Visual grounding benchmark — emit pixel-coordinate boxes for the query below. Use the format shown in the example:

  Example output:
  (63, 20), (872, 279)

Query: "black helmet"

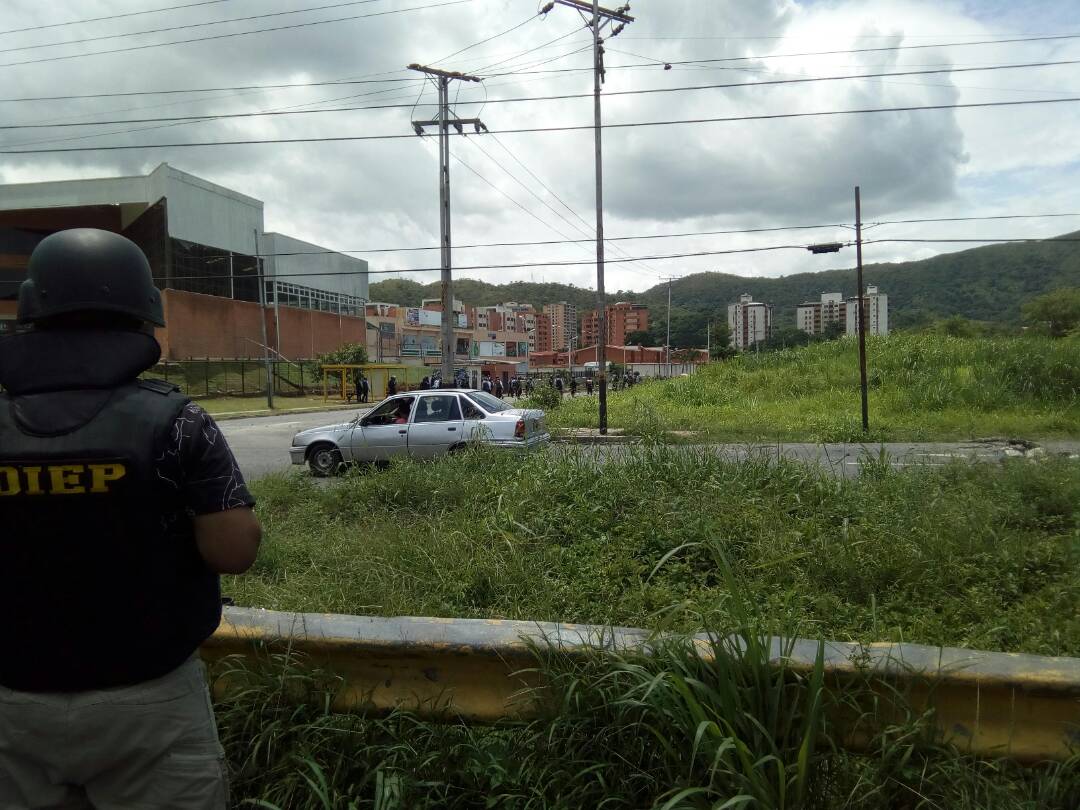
(18, 228), (164, 326)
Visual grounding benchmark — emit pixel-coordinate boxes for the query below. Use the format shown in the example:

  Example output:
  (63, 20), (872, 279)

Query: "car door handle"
(447, 427), (457, 431)
(398, 430), (407, 434)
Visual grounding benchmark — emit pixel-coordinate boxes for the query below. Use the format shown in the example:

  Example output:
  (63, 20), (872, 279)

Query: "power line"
(602, 33), (1080, 70)
(165, 243), (817, 282)
(429, 11), (541, 66)
(7, 94), (1080, 154)
(0, 0), (472, 69)
(0, 0), (388, 56)
(6, 31), (1054, 101)
(459, 137), (656, 279)
(139, 213), (1080, 261)
(159, 234), (1080, 283)
(0, 0), (235, 37)
(7, 57), (1078, 130)
(0, 77), (424, 103)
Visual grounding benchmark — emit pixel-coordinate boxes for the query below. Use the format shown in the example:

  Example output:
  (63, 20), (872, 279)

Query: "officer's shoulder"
(138, 378), (183, 396)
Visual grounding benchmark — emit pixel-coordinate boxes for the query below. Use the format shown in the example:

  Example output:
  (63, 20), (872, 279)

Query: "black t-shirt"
(157, 402), (256, 515)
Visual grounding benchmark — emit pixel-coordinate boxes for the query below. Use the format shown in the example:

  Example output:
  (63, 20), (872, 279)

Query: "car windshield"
(466, 391), (512, 413)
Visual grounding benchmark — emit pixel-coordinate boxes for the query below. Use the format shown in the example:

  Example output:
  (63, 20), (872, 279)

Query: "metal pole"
(666, 277), (672, 378)
(855, 186), (869, 432)
(592, 0), (608, 433)
(438, 75), (455, 387)
(706, 320), (710, 361)
(255, 228), (273, 409)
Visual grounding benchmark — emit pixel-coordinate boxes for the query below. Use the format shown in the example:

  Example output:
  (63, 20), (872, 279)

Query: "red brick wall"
(159, 288), (366, 360)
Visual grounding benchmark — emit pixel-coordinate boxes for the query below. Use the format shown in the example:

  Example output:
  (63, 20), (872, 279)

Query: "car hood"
(292, 422), (354, 442)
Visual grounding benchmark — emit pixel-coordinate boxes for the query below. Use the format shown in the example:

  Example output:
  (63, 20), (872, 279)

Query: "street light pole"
(855, 186), (869, 432)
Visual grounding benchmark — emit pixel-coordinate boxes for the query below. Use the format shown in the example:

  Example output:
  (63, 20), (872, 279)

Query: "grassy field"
(548, 334), (1079, 441)
(218, 448), (1080, 808)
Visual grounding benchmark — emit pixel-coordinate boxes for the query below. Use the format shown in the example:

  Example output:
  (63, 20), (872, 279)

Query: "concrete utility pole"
(855, 186), (869, 432)
(551, 0), (633, 432)
(408, 63), (486, 386)
(662, 275), (675, 377)
(254, 228), (273, 409)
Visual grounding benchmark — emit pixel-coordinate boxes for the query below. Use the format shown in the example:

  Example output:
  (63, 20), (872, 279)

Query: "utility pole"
(854, 186), (869, 432)
(662, 275), (675, 378)
(551, 0), (633, 432)
(254, 228), (273, 409)
(408, 63), (486, 387)
(706, 320), (710, 362)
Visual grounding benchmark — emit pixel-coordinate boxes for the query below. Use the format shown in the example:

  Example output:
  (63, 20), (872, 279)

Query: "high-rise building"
(581, 302), (650, 346)
(845, 286), (888, 336)
(727, 293), (772, 349)
(543, 301), (579, 351)
(796, 292), (846, 335)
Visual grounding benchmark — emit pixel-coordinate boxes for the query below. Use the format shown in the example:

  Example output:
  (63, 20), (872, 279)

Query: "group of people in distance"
(351, 369), (646, 404)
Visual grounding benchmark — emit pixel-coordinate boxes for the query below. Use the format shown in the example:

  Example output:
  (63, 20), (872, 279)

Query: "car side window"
(367, 397), (413, 425)
(413, 395), (461, 423)
(461, 398), (485, 420)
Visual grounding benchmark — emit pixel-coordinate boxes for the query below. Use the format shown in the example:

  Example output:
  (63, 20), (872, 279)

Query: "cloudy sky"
(2, 0), (1078, 293)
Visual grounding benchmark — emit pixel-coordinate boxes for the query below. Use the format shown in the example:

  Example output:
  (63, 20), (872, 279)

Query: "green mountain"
(369, 234), (1080, 346)
(367, 277), (619, 312)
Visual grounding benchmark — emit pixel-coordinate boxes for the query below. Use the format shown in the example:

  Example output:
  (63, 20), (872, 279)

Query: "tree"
(315, 342), (369, 369)
(822, 320), (845, 340)
(708, 321), (736, 360)
(1022, 288), (1080, 337)
(626, 330), (653, 346)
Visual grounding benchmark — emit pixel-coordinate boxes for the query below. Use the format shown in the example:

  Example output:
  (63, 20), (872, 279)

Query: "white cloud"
(1, 0), (1077, 292)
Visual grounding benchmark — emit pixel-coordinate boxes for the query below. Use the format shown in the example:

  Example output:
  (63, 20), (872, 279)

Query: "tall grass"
(550, 334), (1080, 441)
(231, 448), (1080, 658)
(217, 449), (1080, 807)
(214, 544), (1080, 809)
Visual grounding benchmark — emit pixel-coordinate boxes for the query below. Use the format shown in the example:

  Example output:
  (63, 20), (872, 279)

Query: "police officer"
(0, 229), (261, 809)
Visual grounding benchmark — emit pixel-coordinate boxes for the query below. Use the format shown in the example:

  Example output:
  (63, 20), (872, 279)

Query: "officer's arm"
(193, 506), (262, 574)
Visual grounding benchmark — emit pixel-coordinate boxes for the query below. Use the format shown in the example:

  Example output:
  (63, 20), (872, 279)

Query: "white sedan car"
(289, 389), (550, 475)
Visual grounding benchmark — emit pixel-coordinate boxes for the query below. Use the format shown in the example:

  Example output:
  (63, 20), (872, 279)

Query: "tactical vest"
(0, 380), (222, 691)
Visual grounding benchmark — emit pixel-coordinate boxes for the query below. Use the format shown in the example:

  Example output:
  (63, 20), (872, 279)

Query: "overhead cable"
(6, 58), (1078, 130)
(6, 95), (1080, 154)
(0, 0), (472, 69)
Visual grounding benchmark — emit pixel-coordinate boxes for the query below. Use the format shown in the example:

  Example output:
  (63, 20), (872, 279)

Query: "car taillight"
(514, 418), (525, 438)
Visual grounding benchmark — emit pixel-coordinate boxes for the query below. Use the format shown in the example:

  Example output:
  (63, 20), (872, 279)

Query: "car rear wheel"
(308, 444), (343, 477)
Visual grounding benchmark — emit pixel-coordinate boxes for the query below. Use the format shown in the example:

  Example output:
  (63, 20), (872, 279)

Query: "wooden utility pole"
(551, 0), (633, 432)
(408, 63), (486, 386)
(855, 186), (869, 432)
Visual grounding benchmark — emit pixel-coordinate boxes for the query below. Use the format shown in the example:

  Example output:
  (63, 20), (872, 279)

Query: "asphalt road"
(220, 407), (1080, 483)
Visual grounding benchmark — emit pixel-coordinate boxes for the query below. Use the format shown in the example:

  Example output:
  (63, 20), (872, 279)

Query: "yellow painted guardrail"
(202, 607), (1080, 763)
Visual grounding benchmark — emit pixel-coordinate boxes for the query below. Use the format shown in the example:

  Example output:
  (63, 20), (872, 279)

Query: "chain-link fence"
(143, 360), (318, 399)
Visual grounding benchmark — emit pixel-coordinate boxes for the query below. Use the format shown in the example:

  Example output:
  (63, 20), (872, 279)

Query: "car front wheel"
(308, 444), (343, 477)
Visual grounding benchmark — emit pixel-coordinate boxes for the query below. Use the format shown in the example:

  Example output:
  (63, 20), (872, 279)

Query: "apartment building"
(543, 301), (579, 350)
(581, 302), (650, 347)
(845, 285), (889, 336)
(796, 292), (846, 336)
(727, 293), (772, 349)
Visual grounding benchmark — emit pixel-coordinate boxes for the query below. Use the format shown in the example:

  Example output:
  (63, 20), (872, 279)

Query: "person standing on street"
(586, 377), (594, 395)
(569, 376), (577, 397)
(0, 229), (262, 809)
(387, 375), (398, 396)
(361, 374), (370, 403)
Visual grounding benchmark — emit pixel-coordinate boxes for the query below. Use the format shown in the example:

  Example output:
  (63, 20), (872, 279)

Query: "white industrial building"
(0, 163), (368, 348)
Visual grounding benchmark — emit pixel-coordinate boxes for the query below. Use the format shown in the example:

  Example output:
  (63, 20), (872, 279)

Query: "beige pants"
(0, 656), (228, 810)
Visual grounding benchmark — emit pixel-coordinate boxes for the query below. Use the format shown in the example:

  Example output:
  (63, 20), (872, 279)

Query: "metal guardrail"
(202, 607), (1080, 763)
